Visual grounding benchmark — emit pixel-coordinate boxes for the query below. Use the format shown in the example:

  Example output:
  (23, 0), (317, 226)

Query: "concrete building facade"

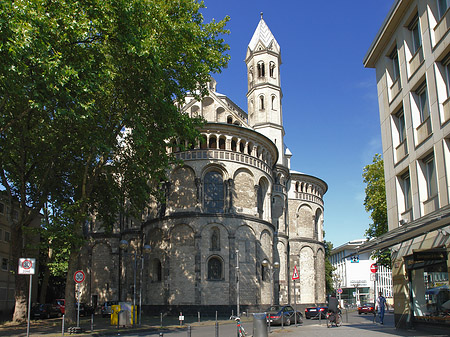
(84, 15), (328, 314)
(330, 240), (393, 307)
(363, 0), (450, 330)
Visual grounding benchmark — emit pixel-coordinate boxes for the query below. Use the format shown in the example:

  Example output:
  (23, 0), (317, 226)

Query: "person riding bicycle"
(327, 293), (340, 322)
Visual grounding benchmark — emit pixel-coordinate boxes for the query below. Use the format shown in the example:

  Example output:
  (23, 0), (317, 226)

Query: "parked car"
(55, 299), (65, 314)
(31, 303), (62, 319)
(101, 301), (119, 317)
(358, 303), (375, 315)
(75, 302), (95, 316)
(304, 306), (327, 319)
(265, 305), (303, 325)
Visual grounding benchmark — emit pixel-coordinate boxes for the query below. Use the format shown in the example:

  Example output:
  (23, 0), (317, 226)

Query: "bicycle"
(230, 315), (247, 336)
(326, 311), (342, 328)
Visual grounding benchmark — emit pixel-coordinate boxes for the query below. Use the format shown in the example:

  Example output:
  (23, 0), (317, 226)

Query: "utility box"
(253, 313), (268, 337)
(119, 309), (131, 326)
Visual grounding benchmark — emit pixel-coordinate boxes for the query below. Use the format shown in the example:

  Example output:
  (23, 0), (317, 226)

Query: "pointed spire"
(248, 14), (280, 52)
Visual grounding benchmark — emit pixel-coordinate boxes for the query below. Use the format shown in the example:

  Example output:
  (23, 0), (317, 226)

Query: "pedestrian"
(375, 291), (387, 324)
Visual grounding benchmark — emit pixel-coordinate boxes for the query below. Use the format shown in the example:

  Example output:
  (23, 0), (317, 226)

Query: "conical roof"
(248, 13), (280, 52)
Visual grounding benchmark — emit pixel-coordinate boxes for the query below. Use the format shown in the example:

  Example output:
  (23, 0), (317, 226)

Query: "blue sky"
(201, 0), (394, 248)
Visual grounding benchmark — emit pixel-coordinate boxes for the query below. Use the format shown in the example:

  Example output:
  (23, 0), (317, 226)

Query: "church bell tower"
(246, 13), (285, 166)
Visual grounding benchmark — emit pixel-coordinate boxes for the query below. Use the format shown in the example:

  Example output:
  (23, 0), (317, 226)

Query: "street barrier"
(252, 313), (268, 337)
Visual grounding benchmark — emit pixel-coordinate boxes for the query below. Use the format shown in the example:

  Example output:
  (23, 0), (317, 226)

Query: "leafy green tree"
(1, 0), (229, 322)
(324, 240), (335, 294)
(363, 154), (391, 267)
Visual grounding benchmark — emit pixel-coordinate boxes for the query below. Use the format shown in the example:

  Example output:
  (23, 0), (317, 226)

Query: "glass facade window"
(390, 49), (400, 82)
(401, 172), (412, 211)
(438, 0), (450, 19)
(416, 84), (430, 123)
(425, 156), (438, 198)
(409, 15), (421, 54)
(407, 251), (449, 326)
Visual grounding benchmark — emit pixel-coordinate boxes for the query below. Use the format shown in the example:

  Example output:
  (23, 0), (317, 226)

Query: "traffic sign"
(370, 263), (378, 273)
(74, 270), (85, 283)
(337, 288), (343, 294)
(18, 258), (36, 275)
(292, 265), (299, 280)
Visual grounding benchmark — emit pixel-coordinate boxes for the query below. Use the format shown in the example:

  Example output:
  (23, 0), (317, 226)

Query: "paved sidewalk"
(0, 311), (449, 337)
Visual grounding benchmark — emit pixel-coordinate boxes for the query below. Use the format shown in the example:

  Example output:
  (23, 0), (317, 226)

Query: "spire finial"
(260, 12), (263, 20)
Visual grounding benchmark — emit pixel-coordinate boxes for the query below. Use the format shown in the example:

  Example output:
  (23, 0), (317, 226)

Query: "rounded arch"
(296, 204), (314, 238)
(169, 165), (196, 210)
(216, 107), (225, 122)
(190, 104), (200, 117)
(202, 97), (214, 121)
(170, 223), (195, 246)
(259, 95), (265, 110)
(299, 246), (315, 303)
(257, 176), (270, 219)
(208, 135), (217, 149)
(227, 115), (233, 124)
(314, 208), (323, 241)
(218, 136), (226, 150)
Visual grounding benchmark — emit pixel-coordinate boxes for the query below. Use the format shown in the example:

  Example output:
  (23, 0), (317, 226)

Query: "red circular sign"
(370, 264), (378, 273)
(74, 270), (85, 283)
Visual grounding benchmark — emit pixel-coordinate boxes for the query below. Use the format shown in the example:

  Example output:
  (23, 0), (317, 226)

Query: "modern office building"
(330, 239), (392, 307)
(363, 0), (450, 330)
(82, 15), (328, 313)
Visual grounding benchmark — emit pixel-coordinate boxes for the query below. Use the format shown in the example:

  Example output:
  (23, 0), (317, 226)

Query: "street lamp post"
(236, 249), (240, 317)
(261, 259), (280, 306)
(119, 239), (151, 328)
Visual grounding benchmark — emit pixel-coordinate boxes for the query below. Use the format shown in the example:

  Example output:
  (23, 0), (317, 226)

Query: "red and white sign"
(74, 270), (85, 283)
(292, 265), (300, 280)
(18, 258), (36, 275)
(370, 264), (378, 273)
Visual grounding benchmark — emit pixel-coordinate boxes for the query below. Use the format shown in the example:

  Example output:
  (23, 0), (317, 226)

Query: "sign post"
(74, 271), (85, 328)
(19, 258), (36, 337)
(292, 265), (300, 326)
(370, 264), (378, 323)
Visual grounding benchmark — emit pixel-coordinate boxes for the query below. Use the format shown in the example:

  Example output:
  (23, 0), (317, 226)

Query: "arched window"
(210, 227), (220, 250)
(204, 171), (224, 213)
(209, 136), (217, 149)
(271, 95), (276, 110)
(219, 138), (225, 150)
(257, 62), (265, 77)
(200, 135), (207, 149)
(231, 139), (237, 151)
(207, 256), (223, 280)
(261, 263), (267, 281)
(227, 116), (233, 124)
(239, 142), (245, 153)
(269, 62), (275, 77)
(259, 95), (264, 110)
(295, 181), (299, 192)
(152, 258), (162, 282)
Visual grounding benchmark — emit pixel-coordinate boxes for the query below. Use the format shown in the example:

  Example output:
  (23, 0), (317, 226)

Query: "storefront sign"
(413, 250), (447, 262)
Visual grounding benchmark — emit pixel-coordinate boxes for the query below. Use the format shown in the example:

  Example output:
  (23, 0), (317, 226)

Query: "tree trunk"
(12, 225), (27, 322)
(39, 246), (52, 304)
(64, 248), (79, 324)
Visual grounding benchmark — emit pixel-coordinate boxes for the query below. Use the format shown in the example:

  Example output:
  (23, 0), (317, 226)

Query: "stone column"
(194, 233), (202, 304)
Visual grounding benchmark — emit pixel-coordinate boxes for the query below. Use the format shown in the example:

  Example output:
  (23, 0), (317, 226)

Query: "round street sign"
(74, 270), (85, 283)
(337, 288), (343, 294)
(370, 263), (378, 273)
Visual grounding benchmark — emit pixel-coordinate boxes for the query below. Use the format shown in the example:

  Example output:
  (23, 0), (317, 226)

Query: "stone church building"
(85, 16), (327, 313)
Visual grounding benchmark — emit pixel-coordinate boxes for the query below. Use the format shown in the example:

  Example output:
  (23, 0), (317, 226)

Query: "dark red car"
(358, 303), (375, 314)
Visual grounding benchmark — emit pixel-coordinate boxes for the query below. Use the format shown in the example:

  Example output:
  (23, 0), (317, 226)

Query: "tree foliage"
(363, 154), (391, 267)
(1, 0), (229, 322)
(324, 240), (335, 294)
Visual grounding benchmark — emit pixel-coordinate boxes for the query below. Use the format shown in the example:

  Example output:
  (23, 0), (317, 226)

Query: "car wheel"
(358, 312), (361, 315)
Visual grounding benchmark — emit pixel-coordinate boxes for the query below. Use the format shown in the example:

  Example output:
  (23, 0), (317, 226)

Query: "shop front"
(405, 249), (449, 328)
